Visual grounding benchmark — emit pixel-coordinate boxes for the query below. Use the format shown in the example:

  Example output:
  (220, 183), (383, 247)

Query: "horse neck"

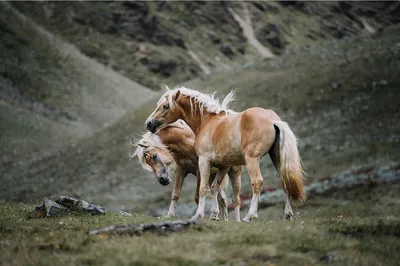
(179, 97), (212, 135)
(158, 126), (195, 156)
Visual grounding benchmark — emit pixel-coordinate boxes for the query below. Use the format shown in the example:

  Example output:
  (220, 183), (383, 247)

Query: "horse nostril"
(146, 121), (152, 127)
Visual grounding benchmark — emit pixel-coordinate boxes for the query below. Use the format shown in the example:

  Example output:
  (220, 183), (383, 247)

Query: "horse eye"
(163, 104), (169, 110)
(152, 153), (158, 160)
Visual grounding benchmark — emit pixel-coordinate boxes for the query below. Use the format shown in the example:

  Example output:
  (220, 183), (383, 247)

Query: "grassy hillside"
(1, 27), (399, 216)
(0, 3), (157, 166)
(1, 3), (400, 264)
(10, 1), (400, 89)
(1, 182), (400, 265)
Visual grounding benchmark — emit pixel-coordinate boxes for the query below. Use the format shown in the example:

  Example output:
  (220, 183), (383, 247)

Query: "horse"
(145, 86), (306, 222)
(132, 119), (243, 221)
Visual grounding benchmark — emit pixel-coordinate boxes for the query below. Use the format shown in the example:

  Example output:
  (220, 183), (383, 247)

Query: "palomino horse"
(132, 119), (243, 221)
(145, 86), (306, 222)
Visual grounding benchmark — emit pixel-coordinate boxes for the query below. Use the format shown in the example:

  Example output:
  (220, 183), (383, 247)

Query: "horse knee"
(172, 193), (180, 202)
(217, 192), (227, 207)
(199, 184), (210, 196)
(233, 196), (241, 208)
(210, 185), (219, 195)
(252, 178), (264, 194)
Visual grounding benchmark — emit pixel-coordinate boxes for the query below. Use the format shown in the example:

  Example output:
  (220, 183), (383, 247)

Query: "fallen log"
(89, 220), (199, 235)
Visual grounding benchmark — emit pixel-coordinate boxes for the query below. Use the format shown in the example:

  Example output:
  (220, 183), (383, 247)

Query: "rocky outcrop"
(150, 162), (400, 217)
(30, 196), (107, 218)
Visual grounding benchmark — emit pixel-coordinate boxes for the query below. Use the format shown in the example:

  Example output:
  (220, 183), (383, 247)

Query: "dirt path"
(187, 48), (211, 75)
(228, 3), (275, 59)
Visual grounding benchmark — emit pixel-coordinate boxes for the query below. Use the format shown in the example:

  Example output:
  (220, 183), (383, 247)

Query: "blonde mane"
(130, 120), (192, 172)
(130, 132), (168, 172)
(159, 86), (236, 115)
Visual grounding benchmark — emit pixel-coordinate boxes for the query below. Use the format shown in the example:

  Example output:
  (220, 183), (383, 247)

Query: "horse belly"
(212, 117), (244, 166)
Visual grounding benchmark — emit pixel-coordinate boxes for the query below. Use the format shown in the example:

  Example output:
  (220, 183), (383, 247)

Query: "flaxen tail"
(273, 121), (306, 201)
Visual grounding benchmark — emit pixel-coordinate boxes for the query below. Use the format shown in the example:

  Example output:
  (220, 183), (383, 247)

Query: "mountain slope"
(2, 27), (399, 215)
(0, 2), (157, 166)
(10, 1), (400, 89)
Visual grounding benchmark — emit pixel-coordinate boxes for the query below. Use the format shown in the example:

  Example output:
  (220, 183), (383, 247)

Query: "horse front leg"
(190, 157), (210, 221)
(194, 169), (200, 205)
(166, 166), (185, 218)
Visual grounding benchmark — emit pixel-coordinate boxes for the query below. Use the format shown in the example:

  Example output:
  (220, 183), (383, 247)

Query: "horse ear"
(165, 85), (170, 92)
(138, 142), (149, 148)
(174, 90), (181, 101)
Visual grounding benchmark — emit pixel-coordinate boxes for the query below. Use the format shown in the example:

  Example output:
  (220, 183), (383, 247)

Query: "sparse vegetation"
(0, 2), (157, 165)
(1, 182), (400, 265)
(1, 2), (400, 265)
(10, 1), (400, 89)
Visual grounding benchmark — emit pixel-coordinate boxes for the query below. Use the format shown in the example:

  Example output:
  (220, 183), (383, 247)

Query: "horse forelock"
(130, 132), (169, 172)
(158, 86), (236, 115)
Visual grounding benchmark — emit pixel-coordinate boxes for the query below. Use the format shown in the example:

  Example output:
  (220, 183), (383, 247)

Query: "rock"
(31, 198), (70, 218)
(219, 44), (235, 59)
(237, 47), (245, 54)
(258, 23), (285, 51)
(119, 211), (133, 217)
(320, 251), (335, 264)
(244, 63), (254, 70)
(148, 60), (178, 77)
(55, 196), (106, 215)
(89, 220), (199, 235)
(278, 1), (305, 10)
(140, 16), (158, 31)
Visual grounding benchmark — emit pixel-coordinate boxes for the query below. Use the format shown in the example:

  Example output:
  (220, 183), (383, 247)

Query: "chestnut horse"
(132, 119), (243, 221)
(145, 86), (306, 222)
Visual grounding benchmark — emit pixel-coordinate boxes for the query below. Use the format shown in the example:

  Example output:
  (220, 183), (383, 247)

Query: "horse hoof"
(190, 215), (202, 221)
(243, 214), (258, 222)
(209, 212), (220, 221)
(220, 216), (228, 222)
(284, 213), (293, 220)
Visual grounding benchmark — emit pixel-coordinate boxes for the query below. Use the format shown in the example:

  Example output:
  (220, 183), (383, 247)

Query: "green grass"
(1, 183), (400, 265)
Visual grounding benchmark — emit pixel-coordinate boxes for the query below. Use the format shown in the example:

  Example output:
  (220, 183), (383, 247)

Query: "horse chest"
(177, 158), (197, 173)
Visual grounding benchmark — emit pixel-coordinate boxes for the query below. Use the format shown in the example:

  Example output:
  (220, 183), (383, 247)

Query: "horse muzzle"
(146, 119), (160, 133)
(158, 176), (171, 186)
(157, 173), (170, 186)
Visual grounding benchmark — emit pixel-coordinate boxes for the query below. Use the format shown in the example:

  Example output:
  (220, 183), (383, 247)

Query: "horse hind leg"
(284, 193), (294, 220)
(217, 188), (228, 221)
(269, 125), (293, 220)
(243, 156), (263, 222)
(228, 166), (242, 222)
(209, 167), (230, 221)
